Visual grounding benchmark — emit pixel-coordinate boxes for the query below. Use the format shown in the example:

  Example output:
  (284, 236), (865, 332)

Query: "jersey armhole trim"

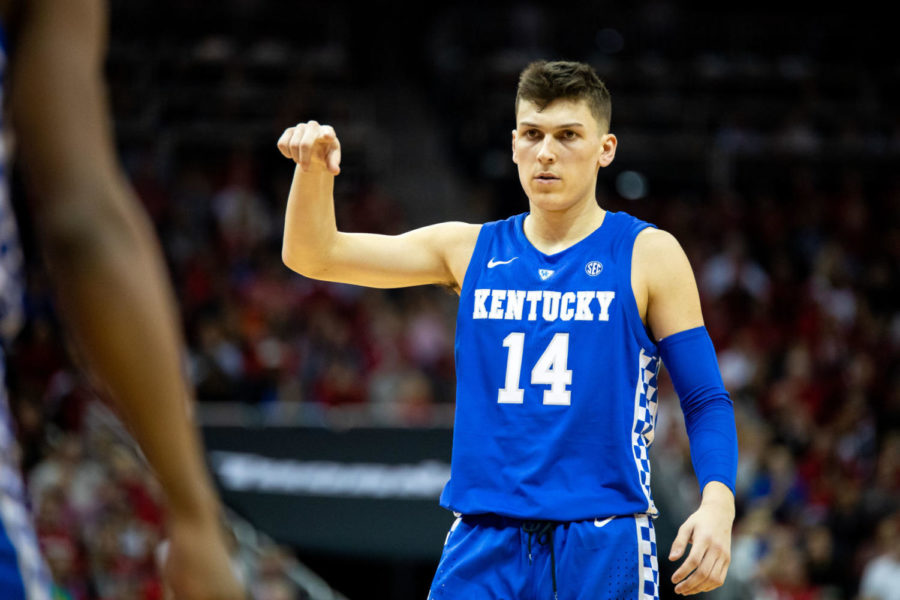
(457, 223), (489, 298)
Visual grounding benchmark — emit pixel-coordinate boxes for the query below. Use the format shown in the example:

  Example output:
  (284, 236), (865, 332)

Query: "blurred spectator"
(29, 434), (105, 520)
(756, 525), (821, 600)
(36, 485), (91, 600)
(803, 525), (840, 595)
(701, 231), (771, 303)
(747, 445), (808, 519)
(858, 513), (900, 600)
(212, 154), (275, 260)
(730, 506), (774, 588)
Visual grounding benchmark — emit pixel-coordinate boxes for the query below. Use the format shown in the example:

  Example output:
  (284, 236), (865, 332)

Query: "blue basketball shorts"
(429, 513), (659, 600)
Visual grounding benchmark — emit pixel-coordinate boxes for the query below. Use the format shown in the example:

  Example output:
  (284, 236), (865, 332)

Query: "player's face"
(512, 98), (616, 213)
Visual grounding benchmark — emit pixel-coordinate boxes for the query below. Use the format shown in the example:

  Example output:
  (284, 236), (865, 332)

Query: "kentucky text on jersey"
(472, 289), (615, 322)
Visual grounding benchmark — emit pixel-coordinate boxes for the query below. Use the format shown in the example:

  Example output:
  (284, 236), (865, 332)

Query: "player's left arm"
(633, 228), (737, 596)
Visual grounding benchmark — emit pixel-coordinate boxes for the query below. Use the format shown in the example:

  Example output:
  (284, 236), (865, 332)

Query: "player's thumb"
(327, 145), (342, 175)
(669, 523), (692, 560)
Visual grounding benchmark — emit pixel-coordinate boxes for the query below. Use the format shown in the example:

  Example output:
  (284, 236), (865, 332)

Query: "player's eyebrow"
(518, 121), (586, 129)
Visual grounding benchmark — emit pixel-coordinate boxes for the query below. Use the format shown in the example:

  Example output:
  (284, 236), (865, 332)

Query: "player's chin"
(528, 185), (559, 198)
(530, 194), (574, 212)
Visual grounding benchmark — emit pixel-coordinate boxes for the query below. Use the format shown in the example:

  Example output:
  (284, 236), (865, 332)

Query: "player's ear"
(597, 133), (617, 168)
(511, 130), (519, 164)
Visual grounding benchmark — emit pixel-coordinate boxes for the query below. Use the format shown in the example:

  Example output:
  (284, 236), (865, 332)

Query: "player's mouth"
(534, 173), (561, 184)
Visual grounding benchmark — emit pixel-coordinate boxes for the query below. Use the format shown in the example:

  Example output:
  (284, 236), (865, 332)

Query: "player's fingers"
(327, 139), (342, 175)
(297, 121), (321, 170)
(700, 557), (725, 592)
(318, 125), (341, 174)
(288, 124), (306, 164)
(671, 539), (704, 585)
(677, 553), (717, 595)
(706, 556), (729, 591)
(701, 549), (730, 592)
(697, 556), (725, 594)
(320, 124), (336, 142)
(277, 127), (295, 159)
(669, 521), (693, 561)
(682, 538), (731, 595)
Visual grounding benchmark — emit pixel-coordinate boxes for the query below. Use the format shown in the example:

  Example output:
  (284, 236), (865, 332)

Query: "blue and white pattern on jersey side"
(632, 348), (660, 516)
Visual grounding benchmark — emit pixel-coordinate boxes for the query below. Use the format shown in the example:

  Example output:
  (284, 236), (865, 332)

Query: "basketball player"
(0, 0), (244, 597)
(278, 61), (737, 599)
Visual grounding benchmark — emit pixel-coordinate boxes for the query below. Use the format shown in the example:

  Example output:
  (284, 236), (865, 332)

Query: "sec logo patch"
(585, 261), (603, 276)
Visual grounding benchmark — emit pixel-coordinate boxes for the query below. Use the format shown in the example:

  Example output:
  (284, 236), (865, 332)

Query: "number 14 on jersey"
(498, 332), (572, 406)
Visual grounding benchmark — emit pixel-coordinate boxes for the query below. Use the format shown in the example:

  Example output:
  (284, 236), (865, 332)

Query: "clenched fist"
(277, 120), (342, 174)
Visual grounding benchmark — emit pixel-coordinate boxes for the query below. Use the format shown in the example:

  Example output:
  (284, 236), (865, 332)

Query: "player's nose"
(536, 137), (557, 163)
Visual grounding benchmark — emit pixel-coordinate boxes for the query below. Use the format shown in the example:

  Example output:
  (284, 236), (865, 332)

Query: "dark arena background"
(6, 1), (898, 599)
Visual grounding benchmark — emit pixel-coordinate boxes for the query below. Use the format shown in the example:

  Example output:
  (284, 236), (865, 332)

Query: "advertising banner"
(202, 426), (455, 560)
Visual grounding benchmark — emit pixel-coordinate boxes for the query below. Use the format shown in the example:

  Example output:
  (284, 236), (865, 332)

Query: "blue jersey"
(440, 211), (662, 521)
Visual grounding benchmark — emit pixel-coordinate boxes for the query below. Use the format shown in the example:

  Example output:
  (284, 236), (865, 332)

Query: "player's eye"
(524, 129), (541, 139)
(561, 130), (577, 140)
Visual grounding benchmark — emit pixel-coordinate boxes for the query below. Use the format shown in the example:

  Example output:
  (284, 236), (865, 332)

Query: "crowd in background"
(15, 396), (306, 600)
(4, 1), (898, 599)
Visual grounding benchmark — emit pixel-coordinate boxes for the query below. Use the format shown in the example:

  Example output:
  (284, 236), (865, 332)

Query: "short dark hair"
(515, 60), (612, 130)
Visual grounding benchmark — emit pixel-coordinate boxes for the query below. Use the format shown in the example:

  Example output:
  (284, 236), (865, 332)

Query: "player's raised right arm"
(278, 122), (479, 290)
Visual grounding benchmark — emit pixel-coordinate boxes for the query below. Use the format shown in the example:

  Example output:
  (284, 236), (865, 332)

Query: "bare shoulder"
(633, 227), (695, 280)
(632, 227), (703, 339)
(634, 227), (684, 259)
(633, 227), (690, 289)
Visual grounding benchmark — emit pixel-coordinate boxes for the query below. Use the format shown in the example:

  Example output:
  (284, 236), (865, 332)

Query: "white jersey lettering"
(504, 290), (527, 321)
(488, 289), (506, 320)
(473, 288), (616, 323)
(525, 290), (542, 321)
(560, 292), (576, 321)
(473, 289), (491, 319)
(595, 291), (616, 321)
(575, 291), (595, 321)
(542, 291), (561, 322)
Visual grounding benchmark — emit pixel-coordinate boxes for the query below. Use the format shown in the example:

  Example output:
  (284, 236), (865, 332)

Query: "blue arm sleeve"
(657, 326), (738, 495)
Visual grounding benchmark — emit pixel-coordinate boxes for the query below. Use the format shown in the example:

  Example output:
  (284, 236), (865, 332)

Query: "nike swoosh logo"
(594, 516), (615, 528)
(487, 257), (518, 268)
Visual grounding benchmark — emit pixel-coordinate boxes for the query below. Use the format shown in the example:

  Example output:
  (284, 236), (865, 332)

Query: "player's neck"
(524, 200), (606, 255)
